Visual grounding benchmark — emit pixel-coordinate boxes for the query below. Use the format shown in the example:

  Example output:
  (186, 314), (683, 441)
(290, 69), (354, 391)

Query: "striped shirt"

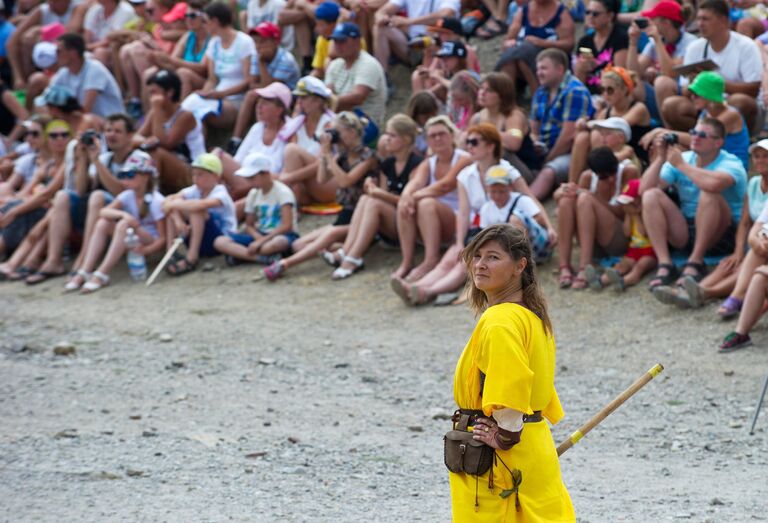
(250, 48), (300, 89)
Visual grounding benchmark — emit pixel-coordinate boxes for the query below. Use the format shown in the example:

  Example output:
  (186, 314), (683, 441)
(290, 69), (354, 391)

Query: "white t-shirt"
(205, 32), (256, 101)
(84, 1), (137, 41)
(40, 0), (80, 26)
(87, 151), (127, 179)
(457, 159), (522, 225)
(13, 152), (38, 184)
(682, 31), (762, 85)
(180, 184), (237, 233)
(325, 51), (387, 127)
(235, 121), (287, 173)
(388, 0), (460, 38)
(50, 58), (125, 117)
(246, 0), (294, 50)
(244, 180), (297, 233)
(116, 189), (166, 237)
(295, 112), (334, 155)
(479, 191), (540, 228)
(641, 31), (697, 63)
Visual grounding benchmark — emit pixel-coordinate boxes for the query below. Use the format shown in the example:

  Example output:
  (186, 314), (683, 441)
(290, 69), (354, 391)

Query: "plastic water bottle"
(125, 227), (147, 281)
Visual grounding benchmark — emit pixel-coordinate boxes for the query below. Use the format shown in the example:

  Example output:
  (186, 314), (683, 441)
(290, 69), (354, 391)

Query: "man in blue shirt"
(529, 48), (593, 200)
(640, 117), (747, 293)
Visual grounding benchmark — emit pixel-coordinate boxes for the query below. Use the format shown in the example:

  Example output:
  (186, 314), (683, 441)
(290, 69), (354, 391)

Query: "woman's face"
(120, 170), (149, 191)
(256, 97), (284, 124)
(440, 56), (460, 74)
(382, 124), (406, 154)
(46, 125), (71, 153)
(585, 1), (611, 30)
(203, 13), (221, 35)
(471, 240), (525, 294)
(465, 132), (495, 162)
(338, 124), (361, 148)
(600, 79), (624, 105)
(753, 148), (768, 177)
(185, 8), (204, 30)
(298, 94), (325, 114)
(25, 123), (43, 150)
(451, 87), (472, 107)
(146, 0), (165, 24)
(425, 124), (453, 154)
(477, 82), (500, 110)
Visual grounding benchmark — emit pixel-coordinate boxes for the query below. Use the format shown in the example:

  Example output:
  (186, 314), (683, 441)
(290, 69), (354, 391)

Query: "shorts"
(541, 153), (571, 185)
(495, 41), (542, 75)
(227, 230), (300, 250)
(185, 217), (223, 257)
(593, 218), (628, 258)
(625, 245), (656, 262)
(333, 208), (355, 226)
(511, 211), (551, 262)
(0, 200), (46, 253)
(683, 217), (737, 257)
(67, 190), (115, 232)
(642, 81), (662, 124)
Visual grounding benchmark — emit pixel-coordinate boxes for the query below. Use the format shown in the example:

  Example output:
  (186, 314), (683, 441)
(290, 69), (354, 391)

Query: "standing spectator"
(659, 0), (762, 134)
(325, 22), (387, 129)
(573, 0), (628, 94)
(46, 33), (125, 119)
(642, 118), (747, 290)
(528, 48), (593, 200)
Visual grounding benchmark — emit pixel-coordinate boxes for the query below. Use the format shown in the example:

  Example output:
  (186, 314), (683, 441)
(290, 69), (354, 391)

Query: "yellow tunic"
(450, 303), (575, 522)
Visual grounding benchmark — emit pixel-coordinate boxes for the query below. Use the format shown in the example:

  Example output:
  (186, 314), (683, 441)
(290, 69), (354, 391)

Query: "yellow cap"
(191, 153), (223, 176)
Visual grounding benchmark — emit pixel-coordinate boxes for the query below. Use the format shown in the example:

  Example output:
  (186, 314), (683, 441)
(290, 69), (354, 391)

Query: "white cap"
(234, 152), (272, 177)
(121, 149), (157, 176)
(32, 42), (57, 70)
(588, 117), (632, 142)
(749, 139), (768, 154)
(292, 76), (333, 99)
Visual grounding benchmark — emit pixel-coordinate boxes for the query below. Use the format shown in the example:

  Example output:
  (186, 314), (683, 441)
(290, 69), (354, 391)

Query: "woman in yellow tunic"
(449, 224), (575, 522)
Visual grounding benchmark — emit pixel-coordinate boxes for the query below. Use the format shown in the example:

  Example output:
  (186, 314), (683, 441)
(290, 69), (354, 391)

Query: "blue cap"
(315, 2), (340, 22)
(330, 22), (361, 40)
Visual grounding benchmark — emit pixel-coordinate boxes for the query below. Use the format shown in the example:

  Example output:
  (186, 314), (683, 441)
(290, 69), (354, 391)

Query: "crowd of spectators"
(3, 0), (768, 353)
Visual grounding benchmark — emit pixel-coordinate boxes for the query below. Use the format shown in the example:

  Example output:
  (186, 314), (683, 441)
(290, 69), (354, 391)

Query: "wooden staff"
(146, 237), (183, 287)
(557, 363), (664, 457)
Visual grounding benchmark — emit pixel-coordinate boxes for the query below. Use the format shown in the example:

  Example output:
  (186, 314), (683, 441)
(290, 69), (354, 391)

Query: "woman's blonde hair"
(335, 111), (366, 137)
(386, 113), (418, 144)
(424, 114), (458, 136)
(461, 224), (552, 334)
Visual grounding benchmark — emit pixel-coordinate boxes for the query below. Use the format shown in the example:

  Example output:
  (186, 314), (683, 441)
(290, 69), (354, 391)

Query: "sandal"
(571, 269), (588, 290)
(263, 260), (285, 282)
(409, 284), (434, 306)
(681, 275), (705, 308)
(390, 276), (412, 306)
(165, 252), (186, 275)
(679, 261), (706, 283)
(604, 268), (625, 292)
(25, 269), (66, 285)
(652, 285), (691, 308)
(476, 16), (508, 39)
(584, 265), (603, 291)
(167, 256), (197, 277)
(332, 255), (364, 280)
(717, 296), (743, 319)
(558, 265), (573, 289)
(80, 271), (110, 294)
(64, 269), (91, 293)
(719, 331), (752, 353)
(320, 248), (344, 268)
(648, 263), (678, 290)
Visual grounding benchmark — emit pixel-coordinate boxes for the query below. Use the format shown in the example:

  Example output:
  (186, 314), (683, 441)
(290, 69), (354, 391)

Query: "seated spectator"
(405, 90), (440, 156)
(308, 1), (343, 79)
(471, 72), (543, 182)
(658, 0), (761, 135)
(642, 72), (749, 169)
(641, 118), (747, 291)
(325, 22), (387, 130)
(275, 0), (314, 74)
(583, 178), (657, 290)
(135, 69), (204, 195)
(26, 112), (135, 284)
(474, 0), (513, 39)
(556, 145), (636, 288)
(21, 40), (60, 114)
(573, 0), (629, 94)
(529, 48), (594, 200)
(228, 22), (300, 148)
(46, 33), (125, 120)
(220, 82), (291, 200)
(181, 2), (254, 132)
(569, 66), (650, 181)
(63, 151), (165, 293)
(496, 0), (575, 93)
(372, 0), (459, 84)
(241, 0), (297, 54)
(262, 111), (378, 281)
(0, 118), (68, 261)
(718, 261), (768, 352)
(626, 1), (696, 122)
(327, 114), (423, 280)
(279, 76), (337, 206)
(412, 39), (472, 103)
(447, 70), (480, 133)
(83, 0), (138, 66)
(0, 116), (49, 203)
(213, 152), (299, 266)
(145, 0), (210, 101)
(392, 115), (472, 280)
(162, 153), (237, 275)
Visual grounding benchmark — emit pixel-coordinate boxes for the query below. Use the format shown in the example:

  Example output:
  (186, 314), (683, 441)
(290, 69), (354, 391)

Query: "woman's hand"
(363, 176), (378, 195)
(319, 131), (334, 155)
(547, 227), (558, 247)
(575, 117), (589, 133)
(472, 418), (516, 451)
(718, 253), (744, 273)
(639, 128), (664, 150)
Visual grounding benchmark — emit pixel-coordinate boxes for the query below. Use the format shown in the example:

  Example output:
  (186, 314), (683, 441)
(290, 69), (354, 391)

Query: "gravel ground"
(1, 211), (767, 522)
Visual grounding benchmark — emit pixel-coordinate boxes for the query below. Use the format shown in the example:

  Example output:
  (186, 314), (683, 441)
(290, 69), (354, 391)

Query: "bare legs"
(279, 143), (336, 205)
(394, 197), (455, 281)
(734, 266), (768, 335)
(337, 196), (397, 271)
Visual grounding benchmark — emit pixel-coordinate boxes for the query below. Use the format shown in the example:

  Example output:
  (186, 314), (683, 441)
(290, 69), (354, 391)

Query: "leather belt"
(452, 409), (543, 426)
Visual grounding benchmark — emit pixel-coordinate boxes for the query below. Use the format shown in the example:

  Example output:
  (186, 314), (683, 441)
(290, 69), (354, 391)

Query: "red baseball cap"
(616, 179), (641, 205)
(641, 0), (684, 23)
(161, 2), (187, 23)
(250, 22), (281, 41)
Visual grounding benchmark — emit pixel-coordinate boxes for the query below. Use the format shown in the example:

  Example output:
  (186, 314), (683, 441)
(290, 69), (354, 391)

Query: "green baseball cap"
(689, 71), (725, 103)
(191, 153), (223, 176)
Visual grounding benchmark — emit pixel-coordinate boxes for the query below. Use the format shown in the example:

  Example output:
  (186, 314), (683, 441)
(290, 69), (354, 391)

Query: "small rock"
(361, 376), (379, 383)
(53, 342), (76, 356)
(560, 365), (568, 372)
(245, 452), (267, 459)
(322, 340), (332, 347)
(288, 436), (299, 444)
(129, 414), (142, 420)
(126, 469), (145, 477)
(54, 429), (78, 439)
(159, 334), (173, 343)
(244, 468), (254, 474)
(263, 421), (271, 427)
(723, 370), (735, 377)
(142, 430), (158, 438)
(408, 426), (424, 432)
(201, 262), (215, 272)
(258, 358), (276, 365)
(334, 363), (349, 368)
(709, 498), (725, 506)
(91, 471), (121, 480)
(431, 412), (453, 421)
(729, 421), (743, 429)
(170, 361), (185, 369)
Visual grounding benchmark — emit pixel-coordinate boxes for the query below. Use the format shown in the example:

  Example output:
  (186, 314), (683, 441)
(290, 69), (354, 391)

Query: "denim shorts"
(67, 190), (114, 232)
(228, 230), (300, 249)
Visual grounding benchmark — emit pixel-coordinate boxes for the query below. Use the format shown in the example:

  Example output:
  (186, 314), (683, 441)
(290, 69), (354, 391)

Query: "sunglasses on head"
(585, 9), (605, 16)
(48, 131), (70, 139)
(465, 138), (481, 147)
(689, 128), (717, 139)
(117, 170), (138, 180)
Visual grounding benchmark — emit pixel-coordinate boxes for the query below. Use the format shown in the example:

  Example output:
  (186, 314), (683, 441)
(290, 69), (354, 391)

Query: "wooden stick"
(146, 237), (183, 287)
(557, 363), (664, 457)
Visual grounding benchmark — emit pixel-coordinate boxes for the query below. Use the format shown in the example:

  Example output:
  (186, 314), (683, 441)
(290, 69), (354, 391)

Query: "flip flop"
(390, 277), (412, 306)
(25, 270), (66, 285)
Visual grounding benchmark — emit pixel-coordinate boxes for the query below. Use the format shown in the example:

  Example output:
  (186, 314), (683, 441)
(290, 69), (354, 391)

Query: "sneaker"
(584, 265), (603, 291)
(255, 254), (281, 265)
(682, 275), (705, 308)
(719, 332), (752, 353)
(226, 137), (242, 156)
(126, 99), (143, 121)
(224, 255), (242, 267)
(262, 260), (284, 281)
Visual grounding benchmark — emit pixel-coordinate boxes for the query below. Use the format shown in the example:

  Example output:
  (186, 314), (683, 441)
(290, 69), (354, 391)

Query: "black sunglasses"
(25, 130), (41, 138)
(465, 138), (481, 147)
(185, 11), (201, 18)
(689, 128), (717, 139)
(585, 9), (605, 16)
(48, 131), (70, 139)
(117, 170), (138, 180)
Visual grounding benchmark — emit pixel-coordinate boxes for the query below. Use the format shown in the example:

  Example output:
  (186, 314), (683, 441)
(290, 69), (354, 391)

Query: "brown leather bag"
(443, 412), (494, 475)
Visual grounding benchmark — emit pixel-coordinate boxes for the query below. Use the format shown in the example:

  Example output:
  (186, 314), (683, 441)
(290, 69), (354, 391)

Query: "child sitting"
(162, 153), (237, 275)
(479, 165), (551, 262)
(584, 179), (657, 291)
(213, 152), (299, 266)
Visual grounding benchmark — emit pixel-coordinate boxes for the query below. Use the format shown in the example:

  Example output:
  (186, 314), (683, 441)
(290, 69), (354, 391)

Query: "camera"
(81, 129), (98, 146)
(407, 35), (440, 49)
(635, 17), (649, 29)
(325, 128), (340, 144)
(663, 133), (678, 146)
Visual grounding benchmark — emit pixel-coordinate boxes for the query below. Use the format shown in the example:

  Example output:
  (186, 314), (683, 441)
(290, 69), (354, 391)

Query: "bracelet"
(508, 128), (524, 138)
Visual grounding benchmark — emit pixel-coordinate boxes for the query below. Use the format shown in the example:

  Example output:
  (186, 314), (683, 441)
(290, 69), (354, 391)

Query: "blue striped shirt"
(250, 48), (300, 89)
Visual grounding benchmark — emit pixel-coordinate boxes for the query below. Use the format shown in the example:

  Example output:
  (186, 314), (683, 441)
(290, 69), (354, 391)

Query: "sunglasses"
(185, 11), (201, 18)
(25, 130), (41, 138)
(689, 128), (717, 139)
(585, 9), (605, 16)
(599, 86), (616, 95)
(465, 138), (481, 147)
(48, 131), (70, 139)
(117, 170), (138, 180)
